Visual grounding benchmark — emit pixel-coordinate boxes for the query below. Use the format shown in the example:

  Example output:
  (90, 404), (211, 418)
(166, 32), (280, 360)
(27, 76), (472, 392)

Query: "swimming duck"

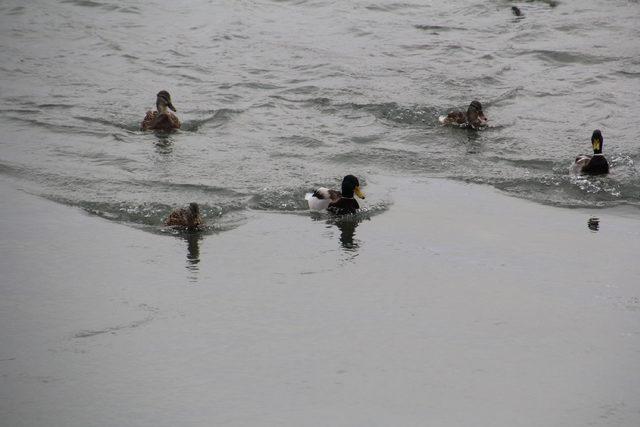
(164, 202), (203, 230)
(305, 175), (365, 215)
(511, 6), (523, 17)
(439, 100), (487, 130)
(572, 130), (609, 175)
(141, 90), (181, 131)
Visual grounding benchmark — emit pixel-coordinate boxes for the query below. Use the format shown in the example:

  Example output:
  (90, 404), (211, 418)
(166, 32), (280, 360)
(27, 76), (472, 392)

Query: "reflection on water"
(464, 130), (483, 154)
(335, 219), (359, 251)
(183, 232), (202, 282)
(154, 134), (174, 154)
(310, 211), (369, 258)
(588, 217), (600, 232)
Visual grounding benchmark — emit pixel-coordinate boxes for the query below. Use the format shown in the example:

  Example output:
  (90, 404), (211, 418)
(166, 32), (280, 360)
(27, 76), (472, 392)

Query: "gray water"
(1, 0), (639, 231)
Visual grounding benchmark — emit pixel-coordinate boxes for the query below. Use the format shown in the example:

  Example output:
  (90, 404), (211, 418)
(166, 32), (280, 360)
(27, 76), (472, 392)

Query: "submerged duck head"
(591, 129), (603, 154)
(467, 100), (487, 128)
(341, 175), (365, 199)
(156, 90), (177, 114)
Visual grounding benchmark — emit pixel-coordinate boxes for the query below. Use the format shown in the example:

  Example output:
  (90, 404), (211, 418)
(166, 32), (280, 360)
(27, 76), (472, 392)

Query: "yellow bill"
(592, 138), (601, 151)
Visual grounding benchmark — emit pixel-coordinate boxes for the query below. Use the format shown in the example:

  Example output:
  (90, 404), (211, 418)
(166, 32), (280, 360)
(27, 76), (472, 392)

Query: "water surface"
(1, 0), (639, 231)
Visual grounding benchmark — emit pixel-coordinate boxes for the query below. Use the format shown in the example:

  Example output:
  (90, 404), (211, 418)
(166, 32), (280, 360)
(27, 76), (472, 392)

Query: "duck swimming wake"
(305, 175), (365, 215)
(141, 90), (181, 132)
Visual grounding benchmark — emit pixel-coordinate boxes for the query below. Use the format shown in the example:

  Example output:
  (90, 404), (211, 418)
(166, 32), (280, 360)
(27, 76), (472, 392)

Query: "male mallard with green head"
(439, 100), (488, 130)
(141, 90), (181, 131)
(305, 175), (366, 215)
(572, 130), (609, 175)
(165, 202), (203, 230)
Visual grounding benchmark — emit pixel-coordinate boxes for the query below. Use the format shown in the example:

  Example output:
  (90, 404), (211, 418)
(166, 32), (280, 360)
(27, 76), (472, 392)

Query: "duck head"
(591, 129), (603, 154)
(341, 175), (365, 199)
(188, 202), (200, 217)
(467, 100), (487, 128)
(156, 90), (177, 114)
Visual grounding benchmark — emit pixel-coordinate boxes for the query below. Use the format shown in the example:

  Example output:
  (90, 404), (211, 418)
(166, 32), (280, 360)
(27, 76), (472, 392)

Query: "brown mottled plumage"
(141, 90), (181, 131)
(439, 100), (487, 130)
(141, 110), (181, 132)
(165, 202), (203, 230)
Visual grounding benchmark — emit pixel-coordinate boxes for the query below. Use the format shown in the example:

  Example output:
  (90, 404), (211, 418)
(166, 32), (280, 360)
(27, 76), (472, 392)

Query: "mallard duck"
(305, 175), (365, 215)
(439, 100), (487, 130)
(141, 90), (181, 131)
(572, 130), (609, 175)
(164, 202), (203, 230)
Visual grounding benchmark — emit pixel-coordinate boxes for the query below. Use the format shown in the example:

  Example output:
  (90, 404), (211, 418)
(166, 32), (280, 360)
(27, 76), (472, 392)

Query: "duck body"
(439, 100), (487, 130)
(165, 202), (203, 230)
(141, 110), (181, 132)
(572, 130), (609, 176)
(306, 175), (365, 215)
(327, 197), (360, 216)
(141, 90), (181, 132)
(573, 154), (609, 175)
(305, 187), (341, 211)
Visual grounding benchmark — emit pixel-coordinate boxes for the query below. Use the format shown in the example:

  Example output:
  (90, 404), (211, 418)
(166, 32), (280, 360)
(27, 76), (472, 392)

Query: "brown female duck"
(165, 202), (203, 230)
(439, 100), (487, 130)
(141, 90), (181, 132)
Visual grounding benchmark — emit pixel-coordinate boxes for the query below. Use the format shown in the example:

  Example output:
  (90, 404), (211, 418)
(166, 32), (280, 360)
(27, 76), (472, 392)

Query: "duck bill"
(354, 186), (365, 199)
(167, 102), (177, 112)
(592, 139), (601, 152)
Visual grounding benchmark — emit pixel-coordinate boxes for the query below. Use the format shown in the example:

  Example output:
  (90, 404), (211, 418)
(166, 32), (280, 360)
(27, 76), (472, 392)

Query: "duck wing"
(439, 111), (466, 125)
(328, 197), (360, 215)
(141, 111), (157, 131)
(165, 208), (188, 226)
(327, 189), (342, 202)
(581, 155), (609, 175)
(152, 112), (181, 131)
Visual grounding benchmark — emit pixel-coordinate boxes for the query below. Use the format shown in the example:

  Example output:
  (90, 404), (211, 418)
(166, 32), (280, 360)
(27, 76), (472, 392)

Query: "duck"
(164, 202), (203, 230)
(141, 90), (181, 131)
(511, 6), (523, 17)
(439, 100), (488, 130)
(572, 130), (609, 175)
(305, 175), (365, 215)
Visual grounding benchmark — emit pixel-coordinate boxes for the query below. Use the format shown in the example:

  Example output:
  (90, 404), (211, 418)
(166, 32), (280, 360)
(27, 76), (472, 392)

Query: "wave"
(348, 102), (440, 126)
(462, 174), (640, 210)
(414, 24), (467, 32)
(277, 135), (326, 148)
(60, 0), (141, 14)
(44, 197), (247, 233)
(181, 108), (242, 132)
(3, 115), (111, 137)
(528, 49), (616, 66)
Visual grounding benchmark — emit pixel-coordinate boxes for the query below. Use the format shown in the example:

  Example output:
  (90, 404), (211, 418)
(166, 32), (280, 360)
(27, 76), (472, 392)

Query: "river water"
(1, 0), (639, 232)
